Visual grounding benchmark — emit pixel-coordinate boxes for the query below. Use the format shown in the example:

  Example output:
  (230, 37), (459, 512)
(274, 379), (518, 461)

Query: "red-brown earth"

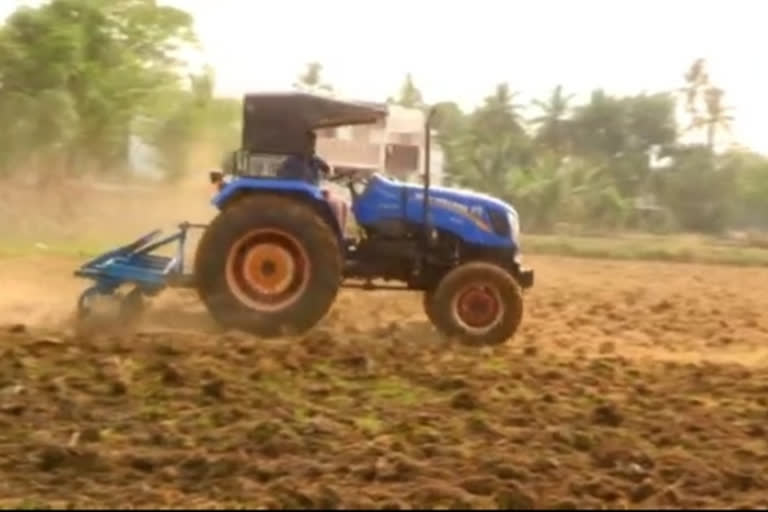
(2, 253), (768, 508)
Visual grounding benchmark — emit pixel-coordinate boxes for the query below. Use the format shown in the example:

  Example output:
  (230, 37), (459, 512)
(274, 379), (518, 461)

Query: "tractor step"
(341, 280), (412, 291)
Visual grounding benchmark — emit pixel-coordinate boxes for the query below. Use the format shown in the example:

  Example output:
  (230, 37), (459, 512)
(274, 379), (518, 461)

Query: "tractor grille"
(486, 208), (511, 238)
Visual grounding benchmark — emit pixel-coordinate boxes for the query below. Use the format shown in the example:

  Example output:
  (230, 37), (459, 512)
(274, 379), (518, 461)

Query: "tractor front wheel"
(430, 262), (523, 346)
(194, 195), (342, 336)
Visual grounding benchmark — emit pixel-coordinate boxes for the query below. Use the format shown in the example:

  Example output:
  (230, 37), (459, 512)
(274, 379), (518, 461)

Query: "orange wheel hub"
(225, 229), (310, 312)
(242, 243), (295, 295)
(455, 286), (501, 328)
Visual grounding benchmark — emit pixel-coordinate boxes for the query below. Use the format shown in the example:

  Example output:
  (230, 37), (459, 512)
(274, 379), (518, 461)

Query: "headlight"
(507, 211), (520, 241)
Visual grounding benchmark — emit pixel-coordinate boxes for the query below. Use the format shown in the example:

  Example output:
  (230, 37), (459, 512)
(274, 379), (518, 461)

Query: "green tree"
(447, 84), (530, 192)
(430, 101), (465, 136)
(389, 73), (424, 108)
(623, 93), (678, 151)
(428, 101), (467, 186)
(473, 83), (525, 136)
(726, 149), (768, 228)
(530, 84), (575, 155)
(508, 155), (629, 232)
(696, 86), (734, 150)
(566, 90), (677, 199)
(679, 58), (734, 150)
(506, 154), (568, 231)
(569, 89), (627, 159)
(657, 144), (737, 232)
(150, 67), (240, 180)
(618, 92), (678, 198)
(293, 61), (334, 94)
(680, 58), (709, 120)
(0, 0), (195, 176)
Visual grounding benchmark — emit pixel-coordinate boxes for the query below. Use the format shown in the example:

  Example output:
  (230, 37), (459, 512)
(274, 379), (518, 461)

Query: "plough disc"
(74, 286), (145, 336)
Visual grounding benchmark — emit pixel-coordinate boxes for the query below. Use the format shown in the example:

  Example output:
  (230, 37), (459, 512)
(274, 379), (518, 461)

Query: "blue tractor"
(75, 92), (534, 345)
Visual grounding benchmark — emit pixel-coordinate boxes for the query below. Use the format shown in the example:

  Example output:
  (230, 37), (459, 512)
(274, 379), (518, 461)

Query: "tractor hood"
(427, 183), (520, 220)
(366, 172), (520, 228)
(429, 184), (520, 240)
(382, 174), (521, 242)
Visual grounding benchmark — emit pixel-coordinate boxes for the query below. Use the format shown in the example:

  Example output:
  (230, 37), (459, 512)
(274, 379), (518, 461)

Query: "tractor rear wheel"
(430, 262), (523, 346)
(194, 195), (342, 336)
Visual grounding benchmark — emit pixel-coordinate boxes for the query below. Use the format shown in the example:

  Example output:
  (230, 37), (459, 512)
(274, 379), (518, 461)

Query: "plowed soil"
(2, 254), (768, 509)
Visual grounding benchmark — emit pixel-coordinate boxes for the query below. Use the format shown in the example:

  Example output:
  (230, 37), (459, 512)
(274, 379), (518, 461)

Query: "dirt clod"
(494, 484), (536, 509)
(80, 427), (101, 443)
(201, 379), (224, 399)
(434, 377), (468, 391)
(109, 380), (127, 396)
(2, 254), (768, 508)
(492, 463), (530, 482)
(450, 390), (479, 410)
(37, 445), (105, 473)
(129, 456), (156, 473)
(161, 364), (184, 386)
(592, 402), (624, 427)
(34, 337), (63, 346)
(571, 431), (594, 451)
(0, 403), (25, 416)
(460, 476), (499, 495)
(179, 455), (210, 480)
(37, 445), (69, 471)
(8, 324), (26, 334)
(630, 481), (657, 503)
(599, 341), (616, 354)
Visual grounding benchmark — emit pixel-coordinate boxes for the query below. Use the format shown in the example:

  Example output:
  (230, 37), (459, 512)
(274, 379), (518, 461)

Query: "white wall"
(316, 104), (446, 186)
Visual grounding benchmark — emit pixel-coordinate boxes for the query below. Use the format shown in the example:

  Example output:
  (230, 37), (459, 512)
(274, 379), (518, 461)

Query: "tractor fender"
(212, 177), (343, 239)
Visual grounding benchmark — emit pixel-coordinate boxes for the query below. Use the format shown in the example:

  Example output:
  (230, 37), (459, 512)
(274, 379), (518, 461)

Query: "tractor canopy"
(241, 92), (389, 156)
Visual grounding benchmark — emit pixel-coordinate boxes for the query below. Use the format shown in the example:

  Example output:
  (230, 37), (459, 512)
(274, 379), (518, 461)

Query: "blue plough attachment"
(73, 222), (207, 322)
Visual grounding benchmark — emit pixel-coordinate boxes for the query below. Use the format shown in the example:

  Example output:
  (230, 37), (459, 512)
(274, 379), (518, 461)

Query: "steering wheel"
(325, 168), (369, 202)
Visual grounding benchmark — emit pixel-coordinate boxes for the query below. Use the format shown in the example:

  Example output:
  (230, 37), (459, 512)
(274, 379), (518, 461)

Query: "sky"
(2, 0), (767, 153)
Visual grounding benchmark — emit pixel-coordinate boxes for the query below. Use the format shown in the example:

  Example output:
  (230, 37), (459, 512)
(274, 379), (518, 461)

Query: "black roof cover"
(241, 92), (388, 155)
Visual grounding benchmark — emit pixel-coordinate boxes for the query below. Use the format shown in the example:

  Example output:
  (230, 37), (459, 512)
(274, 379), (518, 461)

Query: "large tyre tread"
(422, 286), (441, 328)
(194, 195), (342, 337)
(430, 261), (524, 346)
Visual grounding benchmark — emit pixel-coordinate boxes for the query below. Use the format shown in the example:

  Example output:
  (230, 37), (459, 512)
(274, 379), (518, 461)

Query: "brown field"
(2, 250), (768, 509)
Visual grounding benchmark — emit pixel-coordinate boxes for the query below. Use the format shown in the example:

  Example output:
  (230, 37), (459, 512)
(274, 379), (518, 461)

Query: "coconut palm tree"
(293, 62), (334, 95)
(696, 86), (734, 150)
(678, 58), (734, 151)
(530, 84), (575, 155)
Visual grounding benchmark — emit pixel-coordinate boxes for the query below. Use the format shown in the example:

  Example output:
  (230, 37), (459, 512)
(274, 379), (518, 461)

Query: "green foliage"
(729, 150), (768, 227)
(431, 101), (465, 136)
(530, 84), (574, 155)
(0, 0), (238, 181)
(389, 73), (424, 108)
(149, 66), (240, 180)
(423, 58), (765, 235)
(293, 62), (334, 94)
(1, 5), (765, 238)
(653, 145), (733, 233)
(680, 58), (734, 150)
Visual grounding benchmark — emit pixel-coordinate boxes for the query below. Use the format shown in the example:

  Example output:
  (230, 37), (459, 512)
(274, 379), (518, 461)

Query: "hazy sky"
(2, 0), (767, 153)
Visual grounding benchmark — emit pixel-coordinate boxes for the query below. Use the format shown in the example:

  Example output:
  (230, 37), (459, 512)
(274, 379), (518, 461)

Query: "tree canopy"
(0, 0), (205, 178)
(395, 61), (766, 234)
(1, 1), (766, 235)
